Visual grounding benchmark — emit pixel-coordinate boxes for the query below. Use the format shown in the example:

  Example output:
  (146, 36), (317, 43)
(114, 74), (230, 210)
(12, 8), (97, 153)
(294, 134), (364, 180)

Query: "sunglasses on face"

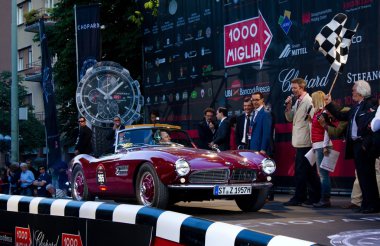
(78, 120), (85, 123)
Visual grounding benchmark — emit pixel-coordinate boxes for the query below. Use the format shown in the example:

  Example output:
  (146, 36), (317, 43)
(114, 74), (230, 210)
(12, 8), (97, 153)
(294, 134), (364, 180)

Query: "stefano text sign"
(224, 11), (272, 68)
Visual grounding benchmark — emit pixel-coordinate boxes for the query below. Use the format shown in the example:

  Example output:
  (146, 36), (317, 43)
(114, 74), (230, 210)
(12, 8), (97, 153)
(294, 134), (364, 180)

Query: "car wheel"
(235, 188), (269, 212)
(135, 163), (169, 209)
(71, 165), (94, 201)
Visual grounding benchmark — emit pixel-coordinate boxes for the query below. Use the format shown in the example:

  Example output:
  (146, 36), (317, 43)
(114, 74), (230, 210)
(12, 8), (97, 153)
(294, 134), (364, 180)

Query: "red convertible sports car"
(68, 124), (276, 211)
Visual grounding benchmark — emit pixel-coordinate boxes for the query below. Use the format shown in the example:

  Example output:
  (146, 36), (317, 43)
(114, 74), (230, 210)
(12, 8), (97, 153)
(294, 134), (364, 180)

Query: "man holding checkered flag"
(315, 14), (380, 213)
(314, 13), (357, 74)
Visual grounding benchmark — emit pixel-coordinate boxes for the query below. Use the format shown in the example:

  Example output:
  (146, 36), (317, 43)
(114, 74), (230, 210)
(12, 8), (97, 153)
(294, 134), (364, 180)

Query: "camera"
(318, 111), (331, 125)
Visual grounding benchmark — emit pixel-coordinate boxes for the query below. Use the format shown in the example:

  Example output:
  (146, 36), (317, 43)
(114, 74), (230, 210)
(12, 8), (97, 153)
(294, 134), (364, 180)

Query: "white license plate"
(213, 185), (252, 195)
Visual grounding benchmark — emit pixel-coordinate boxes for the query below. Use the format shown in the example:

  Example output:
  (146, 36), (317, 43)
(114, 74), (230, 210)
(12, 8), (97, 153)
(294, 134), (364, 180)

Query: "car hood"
(151, 146), (264, 169)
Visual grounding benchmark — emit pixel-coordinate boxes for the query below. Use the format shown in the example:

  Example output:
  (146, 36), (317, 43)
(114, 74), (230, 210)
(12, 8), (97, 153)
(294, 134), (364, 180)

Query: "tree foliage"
(0, 72), (45, 153)
(47, 0), (142, 147)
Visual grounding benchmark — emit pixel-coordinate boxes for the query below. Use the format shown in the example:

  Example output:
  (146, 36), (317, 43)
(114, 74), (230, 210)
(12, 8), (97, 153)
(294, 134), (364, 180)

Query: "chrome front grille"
(189, 169), (229, 184)
(231, 169), (256, 183)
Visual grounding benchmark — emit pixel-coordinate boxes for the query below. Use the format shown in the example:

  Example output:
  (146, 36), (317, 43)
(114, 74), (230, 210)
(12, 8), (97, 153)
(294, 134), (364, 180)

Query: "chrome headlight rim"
(175, 158), (190, 176)
(261, 158), (276, 175)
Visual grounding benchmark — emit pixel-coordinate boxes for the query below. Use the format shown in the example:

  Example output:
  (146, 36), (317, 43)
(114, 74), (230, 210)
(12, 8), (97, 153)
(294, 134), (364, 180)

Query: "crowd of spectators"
(0, 159), (67, 198)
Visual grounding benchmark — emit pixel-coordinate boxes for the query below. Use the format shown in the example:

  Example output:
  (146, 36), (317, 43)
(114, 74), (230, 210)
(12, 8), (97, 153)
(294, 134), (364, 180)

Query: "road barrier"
(0, 194), (322, 246)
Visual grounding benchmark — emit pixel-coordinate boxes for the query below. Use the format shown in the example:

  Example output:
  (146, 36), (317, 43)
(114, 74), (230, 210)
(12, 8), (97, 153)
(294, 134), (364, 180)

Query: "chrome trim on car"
(168, 182), (273, 189)
(188, 169), (229, 184)
(115, 165), (129, 176)
(230, 169), (256, 183)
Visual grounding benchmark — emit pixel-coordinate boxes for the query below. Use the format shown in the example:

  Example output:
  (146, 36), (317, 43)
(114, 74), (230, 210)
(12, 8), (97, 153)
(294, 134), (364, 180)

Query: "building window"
(18, 47), (32, 71)
(18, 55), (24, 71)
(45, 0), (54, 9)
(17, 1), (33, 25)
(17, 5), (24, 25)
(28, 48), (32, 68)
(27, 0), (32, 12)
(23, 93), (33, 107)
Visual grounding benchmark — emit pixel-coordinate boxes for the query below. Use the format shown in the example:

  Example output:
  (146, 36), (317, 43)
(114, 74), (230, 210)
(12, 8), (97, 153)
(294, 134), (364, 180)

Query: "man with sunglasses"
(106, 116), (125, 152)
(33, 165), (51, 197)
(74, 117), (93, 155)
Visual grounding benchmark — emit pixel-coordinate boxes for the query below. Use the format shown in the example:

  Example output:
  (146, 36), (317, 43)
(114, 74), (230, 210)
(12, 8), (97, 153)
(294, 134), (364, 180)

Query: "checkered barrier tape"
(0, 194), (322, 246)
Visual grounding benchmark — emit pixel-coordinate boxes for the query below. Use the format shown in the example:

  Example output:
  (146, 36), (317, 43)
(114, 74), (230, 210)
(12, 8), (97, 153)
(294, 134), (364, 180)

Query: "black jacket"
(75, 125), (93, 154)
(213, 118), (231, 151)
(235, 113), (249, 146)
(197, 119), (217, 149)
(326, 97), (377, 159)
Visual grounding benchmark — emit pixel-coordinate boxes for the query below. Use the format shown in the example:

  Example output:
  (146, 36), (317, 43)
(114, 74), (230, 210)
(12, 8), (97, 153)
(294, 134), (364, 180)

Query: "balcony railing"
(23, 60), (42, 82)
(33, 112), (45, 124)
(24, 8), (56, 33)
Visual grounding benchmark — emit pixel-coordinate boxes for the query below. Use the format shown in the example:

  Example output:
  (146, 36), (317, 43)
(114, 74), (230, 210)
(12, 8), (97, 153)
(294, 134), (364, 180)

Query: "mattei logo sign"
(224, 11), (272, 68)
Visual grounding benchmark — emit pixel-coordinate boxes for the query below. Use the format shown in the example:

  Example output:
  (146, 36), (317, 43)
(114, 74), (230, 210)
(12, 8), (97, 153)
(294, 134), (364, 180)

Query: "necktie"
(243, 114), (250, 143)
(253, 110), (258, 122)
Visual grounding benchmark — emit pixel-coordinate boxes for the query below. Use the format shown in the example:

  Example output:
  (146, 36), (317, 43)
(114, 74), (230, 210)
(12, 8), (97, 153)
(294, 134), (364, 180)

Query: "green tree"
(47, 0), (142, 147)
(0, 71), (45, 153)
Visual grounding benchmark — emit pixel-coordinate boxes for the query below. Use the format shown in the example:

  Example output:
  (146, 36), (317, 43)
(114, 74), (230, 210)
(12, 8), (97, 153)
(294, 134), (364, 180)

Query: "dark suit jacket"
(106, 125), (125, 153)
(326, 97), (377, 159)
(75, 125), (93, 154)
(249, 108), (272, 154)
(213, 118), (230, 151)
(197, 120), (217, 149)
(106, 126), (125, 144)
(235, 113), (251, 146)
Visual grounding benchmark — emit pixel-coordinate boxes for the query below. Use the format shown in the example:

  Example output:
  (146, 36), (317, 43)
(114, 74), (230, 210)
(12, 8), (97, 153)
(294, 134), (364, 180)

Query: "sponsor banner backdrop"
(0, 210), (152, 246)
(39, 19), (61, 170)
(74, 4), (101, 82)
(142, 0), (379, 179)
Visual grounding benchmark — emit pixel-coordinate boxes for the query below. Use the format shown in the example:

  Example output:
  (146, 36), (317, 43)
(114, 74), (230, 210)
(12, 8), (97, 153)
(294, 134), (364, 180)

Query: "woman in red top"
(310, 91), (333, 208)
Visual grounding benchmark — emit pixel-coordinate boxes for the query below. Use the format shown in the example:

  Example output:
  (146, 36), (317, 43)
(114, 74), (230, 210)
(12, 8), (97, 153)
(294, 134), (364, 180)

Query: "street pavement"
(168, 194), (380, 246)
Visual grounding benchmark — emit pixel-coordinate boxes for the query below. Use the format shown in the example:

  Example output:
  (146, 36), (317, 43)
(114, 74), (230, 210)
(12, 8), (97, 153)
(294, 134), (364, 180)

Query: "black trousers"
(294, 147), (321, 203)
(353, 140), (380, 210)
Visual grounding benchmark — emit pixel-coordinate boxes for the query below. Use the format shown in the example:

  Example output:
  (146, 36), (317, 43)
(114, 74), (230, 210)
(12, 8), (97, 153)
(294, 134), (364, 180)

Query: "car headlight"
(175, 158), (190, 176)
(261, 158), (276, 175)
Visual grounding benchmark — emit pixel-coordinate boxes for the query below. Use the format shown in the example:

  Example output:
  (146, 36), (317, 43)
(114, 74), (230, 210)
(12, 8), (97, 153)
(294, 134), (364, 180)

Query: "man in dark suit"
(325, 80), (379, 213)
(250, 92), (272, 155)
(197, 108), (217, 149)
(210, 107), (230, 151)
(74, 117), (93, 155)
(106, 116), (125, 152)
(235, 97), (254, 149)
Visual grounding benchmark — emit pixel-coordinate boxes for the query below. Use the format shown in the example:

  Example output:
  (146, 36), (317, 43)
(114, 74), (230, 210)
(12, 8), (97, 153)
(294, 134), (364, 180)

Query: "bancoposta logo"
(225, 80), (270, 101)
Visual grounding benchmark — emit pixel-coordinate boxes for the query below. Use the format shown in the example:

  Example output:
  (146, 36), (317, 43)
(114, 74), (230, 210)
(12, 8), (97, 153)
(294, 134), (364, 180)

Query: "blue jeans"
(315, 147), (331, 198)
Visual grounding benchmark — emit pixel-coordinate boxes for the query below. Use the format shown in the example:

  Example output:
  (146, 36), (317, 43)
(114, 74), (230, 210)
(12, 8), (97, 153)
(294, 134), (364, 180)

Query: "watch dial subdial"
(97, 100), (119, 120)
(88, 89), (101, 104)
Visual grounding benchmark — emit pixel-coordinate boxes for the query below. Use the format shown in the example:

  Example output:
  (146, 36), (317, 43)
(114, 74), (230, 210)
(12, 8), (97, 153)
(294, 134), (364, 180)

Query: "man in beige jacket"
(283, 78), (321, 206)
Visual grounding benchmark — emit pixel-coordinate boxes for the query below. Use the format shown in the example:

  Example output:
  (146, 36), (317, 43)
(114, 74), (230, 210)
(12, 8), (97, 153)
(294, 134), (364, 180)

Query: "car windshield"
(116, 127), (194, 151)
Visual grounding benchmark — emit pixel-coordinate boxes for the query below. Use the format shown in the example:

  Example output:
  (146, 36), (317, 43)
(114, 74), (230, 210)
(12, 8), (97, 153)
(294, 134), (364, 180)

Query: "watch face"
(76, 61), (144, 127)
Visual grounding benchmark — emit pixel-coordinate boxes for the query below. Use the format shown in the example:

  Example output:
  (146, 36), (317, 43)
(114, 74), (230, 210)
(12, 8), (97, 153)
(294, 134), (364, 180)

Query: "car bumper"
(168, 182), (273, 189)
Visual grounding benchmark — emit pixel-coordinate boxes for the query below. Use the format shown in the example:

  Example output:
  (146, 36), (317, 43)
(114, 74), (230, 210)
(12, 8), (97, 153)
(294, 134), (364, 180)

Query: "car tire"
(135, 163), (169, 209)
(235, 188), (269, 212)
(71, 165), (94, 201)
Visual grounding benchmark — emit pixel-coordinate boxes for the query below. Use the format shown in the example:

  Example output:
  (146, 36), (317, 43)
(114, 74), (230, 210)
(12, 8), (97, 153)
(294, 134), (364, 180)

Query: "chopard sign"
(278, 68), (332, 92)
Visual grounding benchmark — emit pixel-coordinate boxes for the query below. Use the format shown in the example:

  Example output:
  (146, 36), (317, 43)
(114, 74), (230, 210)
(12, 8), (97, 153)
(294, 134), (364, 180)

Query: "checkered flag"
(314, 13), (357, 73)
